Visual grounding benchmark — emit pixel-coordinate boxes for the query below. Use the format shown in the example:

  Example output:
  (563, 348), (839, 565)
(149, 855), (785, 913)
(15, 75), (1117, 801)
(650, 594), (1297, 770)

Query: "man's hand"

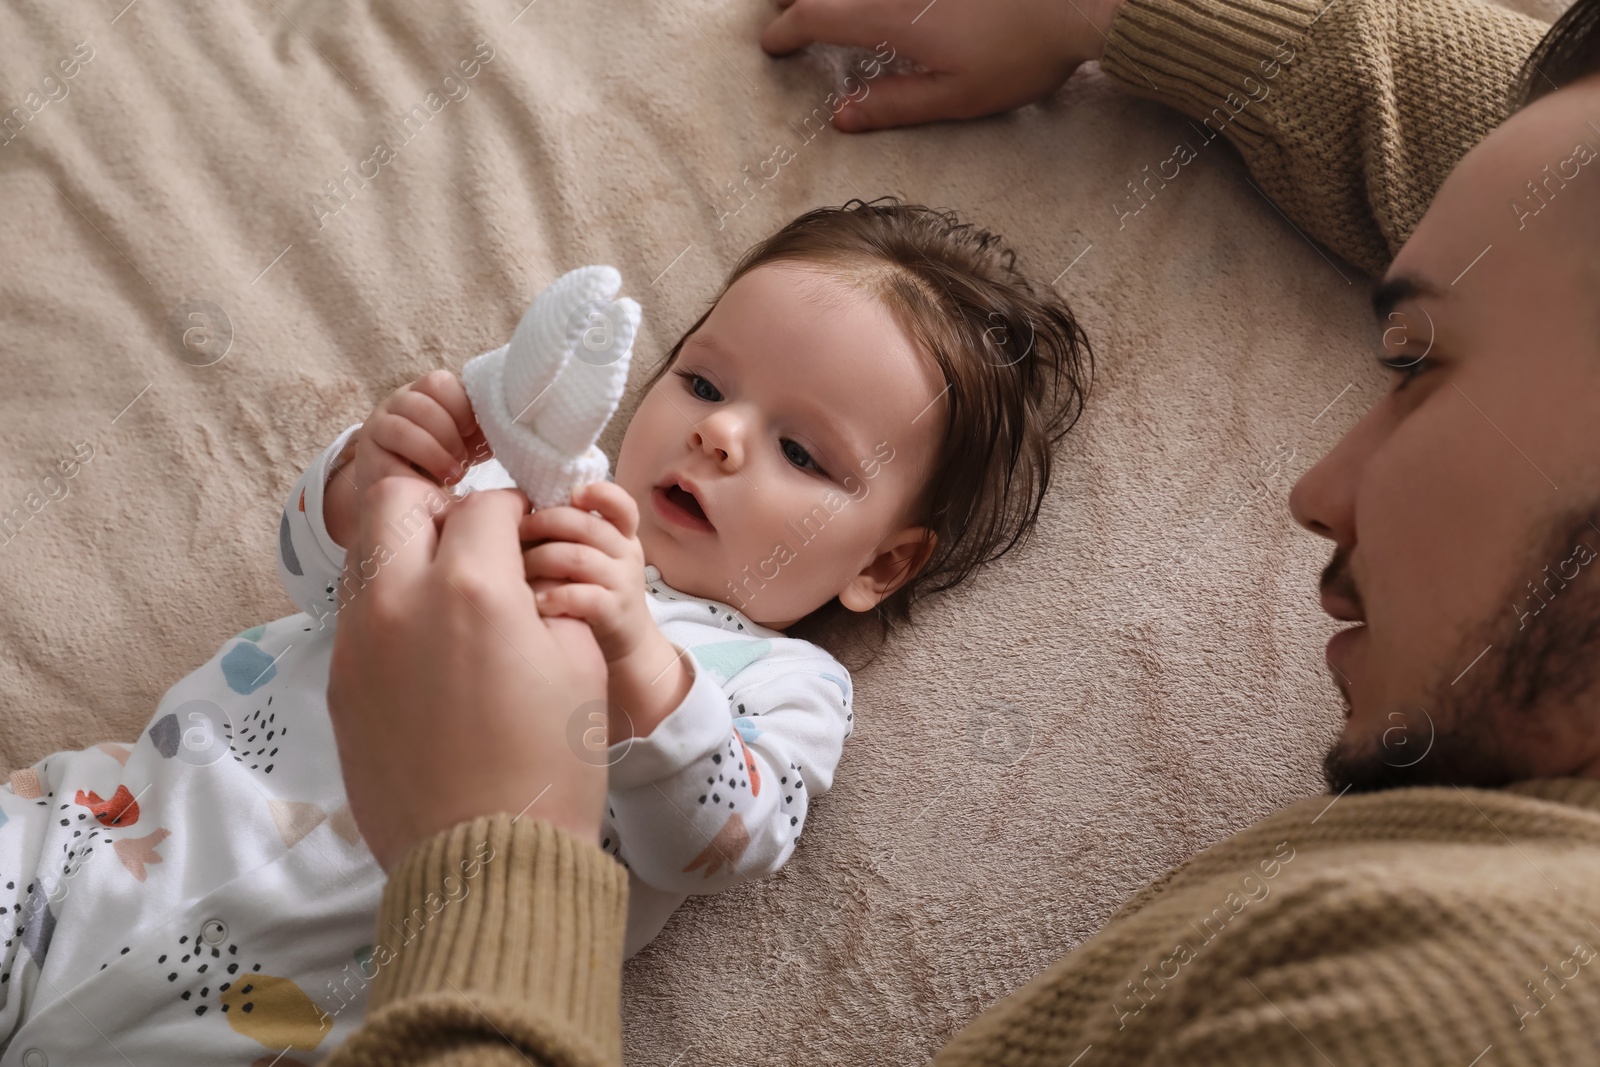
(326, 370), (491, 549)
(520, 480), (692, 742)
(326, 480), (608, 870)
(759, 0), (1125, 132)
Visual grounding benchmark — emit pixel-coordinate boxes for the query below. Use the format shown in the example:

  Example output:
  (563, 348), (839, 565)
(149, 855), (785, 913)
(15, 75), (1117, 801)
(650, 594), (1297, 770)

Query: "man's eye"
(674, 369), (722, 402)
(781, 438), (822, 474)
(1379, 354), (1432, 391)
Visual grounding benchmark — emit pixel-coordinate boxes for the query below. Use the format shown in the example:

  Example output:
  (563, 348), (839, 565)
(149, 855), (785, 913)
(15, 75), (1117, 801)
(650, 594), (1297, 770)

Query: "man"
(325, 0), (1600, 1062)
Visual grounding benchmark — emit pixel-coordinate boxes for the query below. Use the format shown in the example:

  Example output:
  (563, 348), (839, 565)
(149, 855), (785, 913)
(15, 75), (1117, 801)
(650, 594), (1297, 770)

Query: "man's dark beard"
(1322, 501), (1600, 794)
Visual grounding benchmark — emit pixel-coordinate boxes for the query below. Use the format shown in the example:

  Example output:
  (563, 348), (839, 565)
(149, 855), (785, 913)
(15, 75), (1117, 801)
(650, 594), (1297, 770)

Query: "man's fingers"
(835, 71), (969, 131)
(436, 489), (535, 598)
(353, 476), (447, 595)
(462, 426), (493, 468)
(760, 0), (886, 55)
(758, 3), (809, 55)
(354, 435), (418, 486)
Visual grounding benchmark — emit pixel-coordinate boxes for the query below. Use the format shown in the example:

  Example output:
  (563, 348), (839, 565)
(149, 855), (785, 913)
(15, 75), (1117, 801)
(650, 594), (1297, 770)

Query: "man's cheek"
(1360, 408), (1502, 678)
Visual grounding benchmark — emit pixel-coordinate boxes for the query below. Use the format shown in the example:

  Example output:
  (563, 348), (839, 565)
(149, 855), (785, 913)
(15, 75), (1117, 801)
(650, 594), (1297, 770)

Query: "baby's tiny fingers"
(367, 415), (461, 484)
(573, 481), (640, 541)
(522, 540), (615, 586)
(389, 389), (469, 464)
(410, 369), (480, 439)
(521, 504), (630, 558)
(533, 582), (609, 621)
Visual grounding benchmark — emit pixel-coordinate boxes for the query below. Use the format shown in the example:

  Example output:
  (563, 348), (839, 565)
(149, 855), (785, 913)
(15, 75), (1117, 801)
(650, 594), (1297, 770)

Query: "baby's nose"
(691, 426), (735, 465)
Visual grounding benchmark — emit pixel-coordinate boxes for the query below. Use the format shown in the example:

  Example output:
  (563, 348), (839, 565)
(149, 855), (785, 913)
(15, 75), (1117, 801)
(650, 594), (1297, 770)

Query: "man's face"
(1289, 75), (1600, 792)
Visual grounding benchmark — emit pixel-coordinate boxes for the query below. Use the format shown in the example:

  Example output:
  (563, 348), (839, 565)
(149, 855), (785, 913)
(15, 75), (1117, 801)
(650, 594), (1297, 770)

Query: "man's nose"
(1289, 402), (1382, 546)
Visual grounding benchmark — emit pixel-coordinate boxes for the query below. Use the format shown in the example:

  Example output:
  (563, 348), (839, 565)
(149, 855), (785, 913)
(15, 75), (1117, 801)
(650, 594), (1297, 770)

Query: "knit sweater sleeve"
(1099, 0), (1547, 276)
(324, 816), (629, 1067)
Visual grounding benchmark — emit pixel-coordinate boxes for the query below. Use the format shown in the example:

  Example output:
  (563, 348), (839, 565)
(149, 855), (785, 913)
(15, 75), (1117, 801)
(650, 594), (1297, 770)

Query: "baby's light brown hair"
(640, 197), (1093, 662)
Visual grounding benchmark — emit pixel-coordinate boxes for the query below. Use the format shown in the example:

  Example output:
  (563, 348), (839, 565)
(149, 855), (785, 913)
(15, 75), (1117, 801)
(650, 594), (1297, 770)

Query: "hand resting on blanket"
(760, 0), (1125, 131)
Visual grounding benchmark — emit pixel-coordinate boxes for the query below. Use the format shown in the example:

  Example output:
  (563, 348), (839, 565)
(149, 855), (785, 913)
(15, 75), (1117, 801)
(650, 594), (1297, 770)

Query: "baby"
(0, 198), (1090, 1063)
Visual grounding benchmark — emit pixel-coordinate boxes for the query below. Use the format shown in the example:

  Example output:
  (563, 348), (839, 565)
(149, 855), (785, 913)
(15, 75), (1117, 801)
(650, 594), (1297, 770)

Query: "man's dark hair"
(1517, 0), (1600, 105)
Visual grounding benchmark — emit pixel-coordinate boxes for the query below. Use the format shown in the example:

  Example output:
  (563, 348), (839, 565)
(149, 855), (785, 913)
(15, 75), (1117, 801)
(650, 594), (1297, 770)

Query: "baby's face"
(614, 262), (946, 630)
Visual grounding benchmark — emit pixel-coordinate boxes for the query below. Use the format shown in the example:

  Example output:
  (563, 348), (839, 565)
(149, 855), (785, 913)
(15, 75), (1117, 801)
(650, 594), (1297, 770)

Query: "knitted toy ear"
(461, 266), (640, 509)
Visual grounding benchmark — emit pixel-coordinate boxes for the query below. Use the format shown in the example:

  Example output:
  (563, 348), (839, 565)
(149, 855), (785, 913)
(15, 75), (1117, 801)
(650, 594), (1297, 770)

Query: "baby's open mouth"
(666, 484), (706, 521)
(653, 479), (716, 532)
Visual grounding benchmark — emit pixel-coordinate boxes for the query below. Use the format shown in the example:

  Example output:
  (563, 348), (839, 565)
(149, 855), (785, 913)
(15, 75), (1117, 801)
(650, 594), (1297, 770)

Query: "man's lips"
(652, 478), (714, 533)
(1326, 624), (1365, 710)
(1319, 590), (1363, 623)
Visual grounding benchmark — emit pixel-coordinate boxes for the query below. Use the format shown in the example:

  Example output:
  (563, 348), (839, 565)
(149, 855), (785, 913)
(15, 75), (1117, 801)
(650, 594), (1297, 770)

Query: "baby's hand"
(519, 481), (650, 664)
(326, 370), (490, 548)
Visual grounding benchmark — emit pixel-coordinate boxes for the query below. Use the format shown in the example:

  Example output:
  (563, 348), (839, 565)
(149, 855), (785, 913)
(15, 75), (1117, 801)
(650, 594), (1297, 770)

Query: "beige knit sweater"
(326, 0), (1564, 1062)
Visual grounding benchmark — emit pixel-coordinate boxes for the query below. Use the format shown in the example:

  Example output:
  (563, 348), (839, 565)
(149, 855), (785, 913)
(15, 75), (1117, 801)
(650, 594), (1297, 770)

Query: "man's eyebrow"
(1370, 273), (1443, 321)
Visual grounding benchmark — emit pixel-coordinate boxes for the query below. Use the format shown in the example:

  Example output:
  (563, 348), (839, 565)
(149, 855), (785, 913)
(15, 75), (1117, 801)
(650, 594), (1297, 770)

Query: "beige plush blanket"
(0, 0), (1555, 1060)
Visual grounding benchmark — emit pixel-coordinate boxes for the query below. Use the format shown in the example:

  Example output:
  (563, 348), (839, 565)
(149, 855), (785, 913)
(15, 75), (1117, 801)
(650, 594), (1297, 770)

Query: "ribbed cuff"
(1101, 0), (1321, 136)
(359, 815), (628, 1064)
(307, 422), (362, 571)
(1504, 778), (1600, 812)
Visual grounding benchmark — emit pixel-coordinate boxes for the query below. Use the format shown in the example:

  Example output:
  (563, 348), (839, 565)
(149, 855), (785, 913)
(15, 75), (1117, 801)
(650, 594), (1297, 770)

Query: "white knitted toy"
(458, 265), (640, 509)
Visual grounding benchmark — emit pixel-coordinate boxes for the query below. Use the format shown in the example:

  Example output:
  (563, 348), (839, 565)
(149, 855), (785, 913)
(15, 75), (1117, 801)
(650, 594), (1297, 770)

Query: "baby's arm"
(518, 481), (855, 891)
(520, 481), (689, 741)
(323, 369), (492, 549)
(606, 647), (854, 895)
(277, 423), (362, 625)
(281, 371), (492, 625)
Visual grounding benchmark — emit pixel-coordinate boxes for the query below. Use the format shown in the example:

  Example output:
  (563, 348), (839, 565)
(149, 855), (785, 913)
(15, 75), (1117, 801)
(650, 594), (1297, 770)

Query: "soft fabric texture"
(330, 782), (1600, 1066)
(460, 265), (639, 510)
(0, 615), (384, 1062)
(346, 817), (628, 1067)
(0, 0), (1559, 1061)
(930, 778), (1600, 1065)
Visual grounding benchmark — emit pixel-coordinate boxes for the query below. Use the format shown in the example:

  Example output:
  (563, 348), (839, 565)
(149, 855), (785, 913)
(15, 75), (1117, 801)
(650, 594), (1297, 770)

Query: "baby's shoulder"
(638, 569), (848, 680)
(726, 636), (851, 713)
(747, 632), (847, 675)
(666, 614), (843, 671)
(646, 596), (831, 658)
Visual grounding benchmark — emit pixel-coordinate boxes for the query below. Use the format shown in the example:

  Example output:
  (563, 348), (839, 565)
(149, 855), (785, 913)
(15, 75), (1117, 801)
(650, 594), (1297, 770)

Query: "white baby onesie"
(286, 425), (856, 956)
(0, 425), (853, 1063)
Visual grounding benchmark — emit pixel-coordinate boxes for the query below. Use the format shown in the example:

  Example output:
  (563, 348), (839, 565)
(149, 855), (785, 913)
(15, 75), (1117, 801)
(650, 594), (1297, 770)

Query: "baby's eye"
(781, 438), (822, 474)
(675, 369), (723, 403)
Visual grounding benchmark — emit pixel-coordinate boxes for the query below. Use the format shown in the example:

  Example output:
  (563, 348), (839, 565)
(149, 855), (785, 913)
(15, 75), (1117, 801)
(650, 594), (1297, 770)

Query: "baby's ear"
(838, 528), (937, 612)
